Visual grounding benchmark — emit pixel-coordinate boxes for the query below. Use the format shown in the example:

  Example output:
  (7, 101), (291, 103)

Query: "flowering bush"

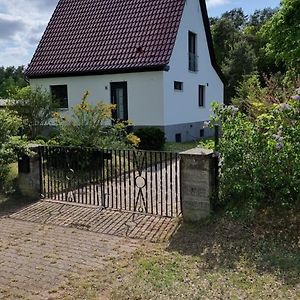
(54, 92), (140, 149)
(212, 86), (300, 213)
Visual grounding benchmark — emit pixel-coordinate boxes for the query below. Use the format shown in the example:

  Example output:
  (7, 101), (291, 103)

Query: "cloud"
(206, 0), (230, 8)
(0, 14), (26, 41)
(0, 0), (58, 66)
(0, 45), (30, 67)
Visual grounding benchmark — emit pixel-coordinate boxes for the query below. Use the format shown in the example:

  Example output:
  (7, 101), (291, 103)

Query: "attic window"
(188, 31), (198, 71)
(50, 85), (68, 109)
(174, 81), (183, 91)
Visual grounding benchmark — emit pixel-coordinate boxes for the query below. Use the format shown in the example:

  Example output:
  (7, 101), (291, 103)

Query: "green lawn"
(58, 210), (300, 299)
(164, 138), (214, 153)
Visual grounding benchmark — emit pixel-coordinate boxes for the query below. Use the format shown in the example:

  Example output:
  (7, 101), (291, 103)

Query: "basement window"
(174, 81), (183, 91)
(50, 85), (68, 109)
(175, 133), (182, 143)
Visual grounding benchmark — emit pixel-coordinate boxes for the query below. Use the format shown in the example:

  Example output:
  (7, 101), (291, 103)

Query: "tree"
(249, 8), (278, 29)
(210, 8), (279, 101)
(222, 40), (258, 101)
(221, 8), (247, 30)
(9, 86), (58, 139)
(0, 66), (28, 98)
(259, 0), (300, 72)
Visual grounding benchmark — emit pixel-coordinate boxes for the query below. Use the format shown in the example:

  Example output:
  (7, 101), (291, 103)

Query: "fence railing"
(39, 146), (181, 218)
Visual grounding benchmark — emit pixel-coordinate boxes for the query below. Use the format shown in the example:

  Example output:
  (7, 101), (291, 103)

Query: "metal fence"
(39, 146), (181, 218)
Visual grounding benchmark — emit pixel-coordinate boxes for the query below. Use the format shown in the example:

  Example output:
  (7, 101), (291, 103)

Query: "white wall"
(164, 0), (224, 126)
(31, 71), (165, 126)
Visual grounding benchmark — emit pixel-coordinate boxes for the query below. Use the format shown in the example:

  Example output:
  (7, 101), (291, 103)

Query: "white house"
(25, 0), (224, 142)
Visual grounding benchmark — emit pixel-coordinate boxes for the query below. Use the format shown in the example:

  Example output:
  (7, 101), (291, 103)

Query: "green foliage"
(0, 110), (28, 193)
(54, 92), (139, 149)
(134, 127), (165, 150)
(0, 66), (28, 98)
(210, 7), (279, 101)
(212, 84), (300, 213)
(259, 0), (300, 72)
(222, 40), (257, 99)
(233, 73), (297, 117)
(9, 86), (58, 139)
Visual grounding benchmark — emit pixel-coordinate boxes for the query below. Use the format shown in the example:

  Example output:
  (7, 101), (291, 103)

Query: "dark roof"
(26, 0), (224, 83)
(26, 0), (185, 78)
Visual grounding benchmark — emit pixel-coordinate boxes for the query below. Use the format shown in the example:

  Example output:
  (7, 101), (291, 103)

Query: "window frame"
(198, 85), (205, 107)
(174, 81), (183, 91)
(50, 84), (69, 109)
(188, 31), (198, 72)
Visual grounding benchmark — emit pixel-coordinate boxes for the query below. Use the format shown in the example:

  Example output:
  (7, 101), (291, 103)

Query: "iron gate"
(39, 146), (181, 217)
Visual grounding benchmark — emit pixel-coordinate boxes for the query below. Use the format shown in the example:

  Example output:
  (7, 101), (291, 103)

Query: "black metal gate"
(39, 146), (181, 218)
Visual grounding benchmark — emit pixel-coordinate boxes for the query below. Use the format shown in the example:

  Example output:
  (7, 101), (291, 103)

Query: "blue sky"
(0, 0), (281, 67)
(207, 0), (280, 17)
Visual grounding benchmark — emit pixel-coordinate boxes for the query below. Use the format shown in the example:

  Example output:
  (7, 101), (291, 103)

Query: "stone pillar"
(18, 145), (41, 200)
(180, 148), (217, 222)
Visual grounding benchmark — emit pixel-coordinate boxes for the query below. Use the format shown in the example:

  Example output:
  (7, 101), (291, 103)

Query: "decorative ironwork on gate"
(39, 146), (181, 217)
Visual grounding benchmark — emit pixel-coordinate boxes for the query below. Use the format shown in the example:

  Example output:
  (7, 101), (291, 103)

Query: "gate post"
(18, 144), (42, 200)
(180, 148), (217, 222)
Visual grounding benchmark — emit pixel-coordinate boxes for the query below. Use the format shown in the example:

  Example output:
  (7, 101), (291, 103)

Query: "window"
(174, 81), (183, 91)
(175, 133), (182, 143)
(50, 85), (68, 108)
(188, 31), (197, 71)
(200, 129), (204, 138)
(198, 85), (205, 107)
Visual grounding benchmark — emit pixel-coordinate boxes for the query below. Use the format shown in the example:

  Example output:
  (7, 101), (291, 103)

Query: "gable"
(26, 0), (185, 78)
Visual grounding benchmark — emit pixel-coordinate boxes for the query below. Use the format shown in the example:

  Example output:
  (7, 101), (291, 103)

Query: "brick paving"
(0, 201), (179, 299)
(0, 216), (139, 299)
(10, 200), (179, 242)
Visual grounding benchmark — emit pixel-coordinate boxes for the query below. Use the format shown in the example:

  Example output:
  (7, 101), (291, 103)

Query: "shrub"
(134, 127), (165, 150)
(0, 109), (28, 193)
(9, 86), (58, 139)
(54, 92), (140, 149)
(211, 84), (300, 214)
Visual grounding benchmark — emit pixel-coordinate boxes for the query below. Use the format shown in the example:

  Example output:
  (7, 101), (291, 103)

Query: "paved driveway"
(0, 200), (178, 299)
(0, 217), (140, 299)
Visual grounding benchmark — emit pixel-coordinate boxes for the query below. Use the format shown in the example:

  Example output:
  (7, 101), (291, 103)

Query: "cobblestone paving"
(0, 217), (140, 299)
(10, 200), (179, 242)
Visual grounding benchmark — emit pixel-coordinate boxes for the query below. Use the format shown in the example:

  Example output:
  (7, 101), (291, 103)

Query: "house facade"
(26, 0), (224, 142)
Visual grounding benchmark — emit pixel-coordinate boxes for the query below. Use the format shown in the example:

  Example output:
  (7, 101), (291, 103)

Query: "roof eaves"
(26, 64), (168, 79)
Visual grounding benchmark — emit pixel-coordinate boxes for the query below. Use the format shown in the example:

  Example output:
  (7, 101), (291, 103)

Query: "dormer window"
(188, 31), (197, 71)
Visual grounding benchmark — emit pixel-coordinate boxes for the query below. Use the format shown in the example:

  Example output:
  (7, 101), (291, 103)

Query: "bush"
(211, 84), (300, 214)
(9, 86), (58, 139)
(0, 109), (28, 193)
(134, 127), (165, 150)
(54, 92), (140, 149)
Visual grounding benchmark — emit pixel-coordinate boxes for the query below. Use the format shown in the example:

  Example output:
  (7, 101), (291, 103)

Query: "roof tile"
(26, 0), (185, 77)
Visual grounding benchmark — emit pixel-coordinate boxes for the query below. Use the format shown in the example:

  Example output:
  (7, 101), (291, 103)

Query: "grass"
(164, 138), (215, 153)
(56, 209), (300, 299)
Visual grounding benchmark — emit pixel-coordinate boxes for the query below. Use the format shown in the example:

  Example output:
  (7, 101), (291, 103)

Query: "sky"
(0, 0), (281, 68)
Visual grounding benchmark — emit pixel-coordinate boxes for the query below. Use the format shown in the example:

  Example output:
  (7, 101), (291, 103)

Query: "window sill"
(59, 108), (69, 111)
